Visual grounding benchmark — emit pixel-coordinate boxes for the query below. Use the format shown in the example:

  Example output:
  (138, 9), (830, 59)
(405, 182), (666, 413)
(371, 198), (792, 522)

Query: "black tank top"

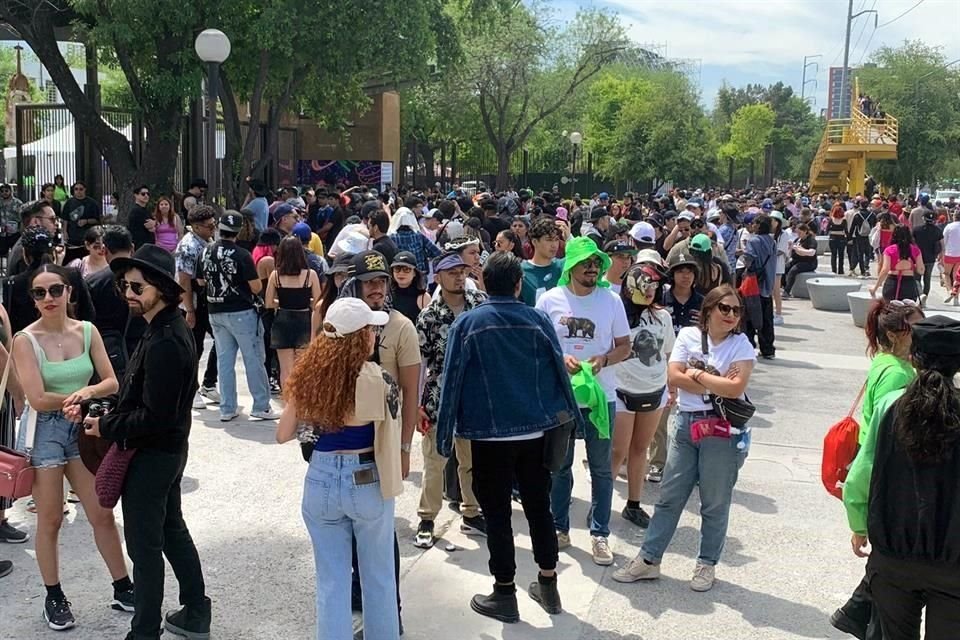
(391, 284), (423, 325)
(276, 271), (311, 311)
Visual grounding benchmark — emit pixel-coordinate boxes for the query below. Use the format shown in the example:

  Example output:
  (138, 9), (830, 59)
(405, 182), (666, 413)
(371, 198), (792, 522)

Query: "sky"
(551, 0), (960, 112)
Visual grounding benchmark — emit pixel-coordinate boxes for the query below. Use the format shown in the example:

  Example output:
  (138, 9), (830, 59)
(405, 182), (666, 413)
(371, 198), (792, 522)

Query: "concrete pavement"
(2, 256), (946, 640)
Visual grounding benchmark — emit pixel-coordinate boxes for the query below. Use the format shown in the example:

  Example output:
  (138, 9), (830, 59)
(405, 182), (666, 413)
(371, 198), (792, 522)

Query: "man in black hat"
(912, 209), (943, 306)
(199, 212), (278, 422)
(583, 207), (610, 248)
(80, 243), (210, 640)
(181, 178), (208, 218)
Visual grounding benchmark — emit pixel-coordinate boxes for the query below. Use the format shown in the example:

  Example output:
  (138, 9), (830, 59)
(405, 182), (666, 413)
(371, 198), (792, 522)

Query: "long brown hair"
(283, 328), (371, 431)
(697, 284), (743, 334)
(153, 196), (177, 226)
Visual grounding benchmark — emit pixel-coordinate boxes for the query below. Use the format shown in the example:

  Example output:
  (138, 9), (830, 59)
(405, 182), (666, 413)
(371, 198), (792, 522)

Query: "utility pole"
(839, 0), (878, 117)
(801, 54), (822, 100)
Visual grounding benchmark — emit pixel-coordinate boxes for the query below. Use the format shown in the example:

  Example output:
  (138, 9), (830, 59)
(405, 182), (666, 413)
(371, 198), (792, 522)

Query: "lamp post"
(569, 131), (582, 197)
(195, 29), (231, 203)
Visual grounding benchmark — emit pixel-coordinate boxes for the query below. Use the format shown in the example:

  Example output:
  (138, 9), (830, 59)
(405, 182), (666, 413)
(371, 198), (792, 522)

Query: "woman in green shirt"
(831, 299), (923, 640)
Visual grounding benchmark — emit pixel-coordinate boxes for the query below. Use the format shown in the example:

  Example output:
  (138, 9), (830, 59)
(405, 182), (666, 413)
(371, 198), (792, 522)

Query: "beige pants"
(417, 429), (479, 521)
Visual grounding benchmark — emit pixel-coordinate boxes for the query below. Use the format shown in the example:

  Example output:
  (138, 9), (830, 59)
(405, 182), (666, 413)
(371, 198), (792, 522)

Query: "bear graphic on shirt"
(558, 316), (596, 339)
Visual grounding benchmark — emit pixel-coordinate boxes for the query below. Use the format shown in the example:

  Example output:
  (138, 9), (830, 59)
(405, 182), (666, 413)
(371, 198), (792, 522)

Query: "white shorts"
(615, 387), (669, 414)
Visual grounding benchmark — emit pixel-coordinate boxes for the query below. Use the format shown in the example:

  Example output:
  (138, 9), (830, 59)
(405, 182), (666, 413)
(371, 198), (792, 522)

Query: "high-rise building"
(827, 66), (855, 119)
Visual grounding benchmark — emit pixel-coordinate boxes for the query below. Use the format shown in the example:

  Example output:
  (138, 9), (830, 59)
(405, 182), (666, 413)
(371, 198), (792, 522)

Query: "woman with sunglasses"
(389, 251), (430, 325)
(67, 226), (108, 279)
(12, 263), (129, 631)
(494, 230), (526, 260)
(829, 299), (924, 638)
(614, 284), (755, 592)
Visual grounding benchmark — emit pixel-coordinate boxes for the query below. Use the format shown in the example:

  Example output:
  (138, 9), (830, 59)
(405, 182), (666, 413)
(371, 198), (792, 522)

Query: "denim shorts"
(16, 410), (81, 468)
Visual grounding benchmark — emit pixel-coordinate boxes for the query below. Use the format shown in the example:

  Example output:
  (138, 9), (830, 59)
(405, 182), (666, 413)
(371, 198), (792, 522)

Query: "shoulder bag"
(0, 335), (35, 500)
(701, 332), (756, 427)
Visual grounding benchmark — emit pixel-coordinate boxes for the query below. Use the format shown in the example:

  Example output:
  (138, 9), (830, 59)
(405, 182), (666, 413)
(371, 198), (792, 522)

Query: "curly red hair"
(283, 327), (372, 430)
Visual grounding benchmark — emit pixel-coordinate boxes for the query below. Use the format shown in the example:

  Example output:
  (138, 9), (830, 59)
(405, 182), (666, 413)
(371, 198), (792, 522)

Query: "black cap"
(328, 252), (355, 275)
(110, 243), (183, 291)
(912, 316), (960, 356)
(189, 178), (208, 190)
(590, 206), (609, 222)
(352, 250), (390, 281)
(219, 212), (243, 233)
(391, 251), (419, 271)
(924, 210), (936, 222)
(604, 240), (637, 255)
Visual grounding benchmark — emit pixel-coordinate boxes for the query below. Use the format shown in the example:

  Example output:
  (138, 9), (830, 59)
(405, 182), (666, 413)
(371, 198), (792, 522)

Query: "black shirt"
(325, 207), (345, 247)
(60, 196), (102, 246)
(128, 205), (155, 248)
(372, 235), (399, 264)
(4, 265), (96, 333)
(793, 234), (819, 266)
(99, 304), (198, 453)
(662, 285), (704, 336)
(87, 266), (147, 376)
(199, 240), (259, 314)
(911, 223), (943, 264)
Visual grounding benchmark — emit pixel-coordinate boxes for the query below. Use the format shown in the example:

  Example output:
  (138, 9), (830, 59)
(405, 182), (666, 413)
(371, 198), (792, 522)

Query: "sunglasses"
(118, 279), (150, 295)
(138, 191), (149, 197)
(580, 257), (604, 269)
(392, 265), (414, 274)
(717, 302), (742, 317)
(29, 284), (67, 301)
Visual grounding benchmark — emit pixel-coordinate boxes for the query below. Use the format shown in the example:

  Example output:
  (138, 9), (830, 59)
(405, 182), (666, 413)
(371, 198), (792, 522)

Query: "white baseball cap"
(322, 298), (389, 339)
(629, 221), (656, 244)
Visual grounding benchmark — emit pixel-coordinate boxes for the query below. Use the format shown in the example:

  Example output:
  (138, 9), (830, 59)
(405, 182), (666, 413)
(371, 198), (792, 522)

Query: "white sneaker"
(250, 409), (280, 421)
(199, 386), (221, 403)
(219, 410), (240, 422)
(612, 556), (660, 583)
(192, 393), (207, 410)
(920, 294), (927, 308)
(591, 535), (613, 566)
(556, 531), (571, 551)
(690, 563), (716, 592)
(773, 315), (784, 326)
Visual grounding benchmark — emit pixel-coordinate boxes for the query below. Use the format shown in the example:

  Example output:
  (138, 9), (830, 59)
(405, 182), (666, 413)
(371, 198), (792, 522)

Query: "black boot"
(830, 578), (871, 640)
(164, 596), (211, 640)
(470, 584), (519, 623)
(529, 574), (562, 614)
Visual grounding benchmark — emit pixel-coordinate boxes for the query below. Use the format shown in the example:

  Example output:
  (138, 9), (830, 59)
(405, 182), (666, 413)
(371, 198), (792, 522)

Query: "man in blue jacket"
(436, 252), (582, 625)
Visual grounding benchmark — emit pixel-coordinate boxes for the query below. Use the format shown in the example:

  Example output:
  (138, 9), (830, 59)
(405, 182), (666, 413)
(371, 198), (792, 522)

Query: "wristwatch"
(400, 442), (412, 453)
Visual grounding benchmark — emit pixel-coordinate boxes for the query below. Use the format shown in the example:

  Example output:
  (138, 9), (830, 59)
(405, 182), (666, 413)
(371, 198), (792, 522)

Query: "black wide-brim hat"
(110, 243), (184, 292)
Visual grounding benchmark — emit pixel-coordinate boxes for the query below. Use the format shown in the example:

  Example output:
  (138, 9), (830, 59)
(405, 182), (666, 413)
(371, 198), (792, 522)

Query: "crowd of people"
(0, 177), (957, 640)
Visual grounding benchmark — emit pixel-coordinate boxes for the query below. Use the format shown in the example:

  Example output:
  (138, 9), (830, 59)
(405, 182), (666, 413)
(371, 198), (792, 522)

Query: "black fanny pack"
(700, 332), (756, 427)
(616, 387), (665, 413)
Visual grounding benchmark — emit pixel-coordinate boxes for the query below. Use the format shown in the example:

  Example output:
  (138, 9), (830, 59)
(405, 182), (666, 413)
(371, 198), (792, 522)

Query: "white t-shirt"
(613, 307), (676, 394)
(669, 327), (756, 412)
(944, 222), (960, 258)
(735, 229), (754, 270)
(537, 286), (630, 402)
(775, 230), (795, 274)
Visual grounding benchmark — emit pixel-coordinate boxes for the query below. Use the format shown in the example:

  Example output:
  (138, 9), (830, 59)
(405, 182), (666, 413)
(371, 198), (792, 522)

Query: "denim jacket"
(435, 296), (583, 457)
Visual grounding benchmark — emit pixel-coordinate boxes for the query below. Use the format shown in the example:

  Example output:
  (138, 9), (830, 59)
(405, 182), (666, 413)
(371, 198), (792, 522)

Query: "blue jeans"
(209, 309), (271, 416)
(16, 410), (80, 468)
(551, 402), (616, 537)
(302, 452), (398, 640)
(641, 410), (748, 566)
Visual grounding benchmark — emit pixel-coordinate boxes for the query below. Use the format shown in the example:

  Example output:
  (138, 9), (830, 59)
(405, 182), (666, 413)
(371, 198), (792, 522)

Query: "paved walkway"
(2, 257), (949, 639)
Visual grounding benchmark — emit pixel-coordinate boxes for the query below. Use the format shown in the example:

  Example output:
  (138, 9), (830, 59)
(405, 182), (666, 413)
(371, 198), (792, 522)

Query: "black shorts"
(270, 309), (311, 350)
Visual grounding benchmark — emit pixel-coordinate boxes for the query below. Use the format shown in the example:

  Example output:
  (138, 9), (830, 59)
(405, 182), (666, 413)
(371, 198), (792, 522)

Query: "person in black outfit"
(87, 226), (147, 379)
(128, 185), (157, 249)
(368, 209), (398, 264)
(783, 223), (819, 296)
(911, 210), (943, 305)
(60, 181), (101, 264)
(845, 316), (960, 639)
(80, 244), (210, 640)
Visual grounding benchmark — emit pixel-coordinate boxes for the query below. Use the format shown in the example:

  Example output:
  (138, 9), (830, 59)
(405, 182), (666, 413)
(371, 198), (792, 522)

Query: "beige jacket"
(354, 361), (404, 499)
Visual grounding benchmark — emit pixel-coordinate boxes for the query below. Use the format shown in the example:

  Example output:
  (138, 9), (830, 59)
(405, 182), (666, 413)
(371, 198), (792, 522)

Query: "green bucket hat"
(558, 237), (612, 288)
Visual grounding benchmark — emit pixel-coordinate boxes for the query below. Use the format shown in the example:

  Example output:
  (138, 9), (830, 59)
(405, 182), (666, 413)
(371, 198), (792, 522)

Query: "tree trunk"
(496, 145), (512, 192)
(417, 142), (436, 189)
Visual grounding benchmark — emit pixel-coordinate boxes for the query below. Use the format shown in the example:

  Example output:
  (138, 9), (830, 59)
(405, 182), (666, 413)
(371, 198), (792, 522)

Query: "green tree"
(720, 104), (776, 175)
(858, 40), (960, 189)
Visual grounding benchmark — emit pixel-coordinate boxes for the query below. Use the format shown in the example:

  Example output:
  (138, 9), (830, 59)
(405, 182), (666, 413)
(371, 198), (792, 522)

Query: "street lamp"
(569, 131), (582, 197)
(195, 29), (231, 202)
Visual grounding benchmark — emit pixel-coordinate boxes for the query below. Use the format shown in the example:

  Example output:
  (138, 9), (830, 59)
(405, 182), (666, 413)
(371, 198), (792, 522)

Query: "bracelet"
(602, 355), (609, 367)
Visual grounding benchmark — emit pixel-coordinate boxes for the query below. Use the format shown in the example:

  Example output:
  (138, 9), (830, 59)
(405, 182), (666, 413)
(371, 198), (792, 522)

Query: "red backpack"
(821, 383), (866, 500)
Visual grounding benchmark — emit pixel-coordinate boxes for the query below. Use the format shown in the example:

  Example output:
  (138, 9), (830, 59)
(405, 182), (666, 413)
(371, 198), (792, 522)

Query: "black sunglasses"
(117, 279), (150, 295)
(717, 302), (742, 317)
(29, 284), (67, 301)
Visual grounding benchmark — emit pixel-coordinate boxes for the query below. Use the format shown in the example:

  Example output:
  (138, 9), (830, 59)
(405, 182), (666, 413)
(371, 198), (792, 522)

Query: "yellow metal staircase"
(808, 79), (898, 193)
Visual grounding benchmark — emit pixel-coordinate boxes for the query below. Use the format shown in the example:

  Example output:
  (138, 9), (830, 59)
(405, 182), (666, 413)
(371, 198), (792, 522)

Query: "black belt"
(683, 409), (717, 418)
(358, 451), (375, 463)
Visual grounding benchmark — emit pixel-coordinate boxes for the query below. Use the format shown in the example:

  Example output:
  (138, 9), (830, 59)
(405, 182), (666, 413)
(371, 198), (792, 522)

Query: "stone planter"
(808, 278), (862, 312)
(848, 291), (877, 328)
(816, 235), (829, 256)
(792, 271), (837, 299)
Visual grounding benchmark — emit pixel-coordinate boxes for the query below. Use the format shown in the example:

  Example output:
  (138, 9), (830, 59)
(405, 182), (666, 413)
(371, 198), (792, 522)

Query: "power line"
(850, 0), (877, 55)
(877, 0), (927, 28)
(856, 28), (877, 65)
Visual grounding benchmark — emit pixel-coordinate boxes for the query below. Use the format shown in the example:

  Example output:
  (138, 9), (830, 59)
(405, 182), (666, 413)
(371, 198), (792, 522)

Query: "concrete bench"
(848, 291), (877, 327)
(809, 278), (862, 312)
(816, 236), (829, 256)
(791, 271), (837, 299)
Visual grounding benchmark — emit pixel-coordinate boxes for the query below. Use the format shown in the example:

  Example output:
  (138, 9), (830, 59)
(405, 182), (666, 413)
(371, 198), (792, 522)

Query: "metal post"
(840, 2), (879, 118)
(801, 54), (821, 100)
(205, 61), (220, 203)
(571, 143), (577, 198)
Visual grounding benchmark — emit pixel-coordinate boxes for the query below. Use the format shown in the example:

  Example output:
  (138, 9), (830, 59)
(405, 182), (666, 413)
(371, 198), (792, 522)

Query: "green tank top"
(26, 322), (95, 395)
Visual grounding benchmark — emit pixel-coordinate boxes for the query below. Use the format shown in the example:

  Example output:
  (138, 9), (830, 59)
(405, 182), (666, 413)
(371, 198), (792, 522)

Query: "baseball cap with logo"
(219, 212), (243, 233)
(322, 297), (389, 339)
(351, 250), (390, 281)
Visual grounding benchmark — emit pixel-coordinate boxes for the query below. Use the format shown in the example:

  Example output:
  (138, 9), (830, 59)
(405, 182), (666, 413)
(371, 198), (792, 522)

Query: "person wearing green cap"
(686, 233), (732, 294)
(536, 237), (630, 566)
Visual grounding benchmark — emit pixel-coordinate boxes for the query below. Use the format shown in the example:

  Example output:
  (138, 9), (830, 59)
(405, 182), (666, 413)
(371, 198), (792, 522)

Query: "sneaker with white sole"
(192, 393), (207, 410)
(556, 531), (571, 551)
(690, 563), (716, 592)
(612, 557), (661, 583)
(199, 386), (221, 403)
(219, 410), (240, 422)
(773, 315), (784, 326)
(250, 409), (280, 421)
(413, 520), (435, 549)
(591, 535), (613, 566)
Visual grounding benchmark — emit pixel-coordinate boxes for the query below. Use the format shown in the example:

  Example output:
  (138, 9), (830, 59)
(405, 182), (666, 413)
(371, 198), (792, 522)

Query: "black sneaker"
(622, 505), (651, 528)
(164, 597), (211, 640)
(461, 514), (487, 537)
(44, 594), (76, 631)
(829, 608), (867, 640)
(111, 586), (136, 612)
(470, 589), (519, 623)
(269, 379), (282, 397)
(413, 520), (435, 549)
(0, 519), (29, 543)
(646, 465), (663, 483)
(0, 560), (11, 578)
(529, 578), (562, 614)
